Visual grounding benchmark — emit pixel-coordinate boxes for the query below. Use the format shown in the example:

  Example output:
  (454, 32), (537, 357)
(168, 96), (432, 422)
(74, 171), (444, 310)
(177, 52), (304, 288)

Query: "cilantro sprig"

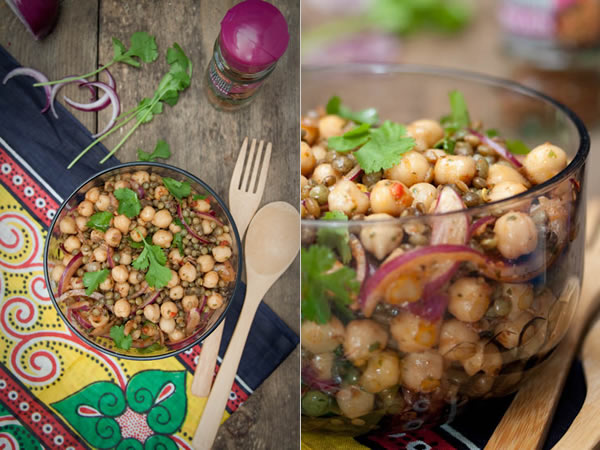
(162, 177), (191, 201)
(317, 211), (352, 264)
(83, 269), (109, 295)
(34, 32), (158, 87)
(328, 121), (415, 173)
(132, 233), (172, 289)
(114, 188), (141, 219)
(86, 211), (113, 232)
(302, 245), (359, 324)
(505, 139), (531, 155)
(172, 232), (184, 256)
(436, 90), (471, 153)
(69, 43), (192, 169)
(326, 96), (379, 126)
(137, 139), (171, 162)
(110, 325), (133, 350)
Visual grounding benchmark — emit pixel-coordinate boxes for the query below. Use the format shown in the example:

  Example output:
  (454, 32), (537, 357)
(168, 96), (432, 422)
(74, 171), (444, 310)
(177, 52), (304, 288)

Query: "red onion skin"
(177, 204), (210, 244)
(79, 82), (120, 138)
(469, 129), (523, 168)
(6, 0), (60, 40)
(469, 216), (496, 238)
(57, 253), (83, 296)
(407, 292), (448, 322)
(2, 67), (51, 112)
(194, 211), (224, 227)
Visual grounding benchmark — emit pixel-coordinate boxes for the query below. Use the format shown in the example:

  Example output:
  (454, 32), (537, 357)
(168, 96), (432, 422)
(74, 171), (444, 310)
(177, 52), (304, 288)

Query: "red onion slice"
(5, 0), (59, 39)
(344, 165), (363, 182)
(57, 289), (102, 303)
(57, 253), (83, 296)
(3, 67), (51, 112)
(64, 68), (116, 112)
(79, 82), (120, 138)
(469, 215), (496, 238)
(469, 129), (523, 168)
(136, 290), (161, 311)
(177, 204), (210, 244)
(49, 76), (97, 118)
(130, 282), (148, 299)
(195, 211), (224, 227)
(349, 235), (367, 283)
(70, 309), (93, 329)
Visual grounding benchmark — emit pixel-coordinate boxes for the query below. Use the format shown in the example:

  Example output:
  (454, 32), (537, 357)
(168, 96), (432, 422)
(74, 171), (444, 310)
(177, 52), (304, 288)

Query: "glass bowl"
(43, 162), (243, 360)
(300, 65), (589, 435)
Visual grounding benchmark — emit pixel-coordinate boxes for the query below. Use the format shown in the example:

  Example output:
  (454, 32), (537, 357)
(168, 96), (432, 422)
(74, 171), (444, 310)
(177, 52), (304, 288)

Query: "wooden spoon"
(192, 202), (300, 449)
(485, 199), (600, 450)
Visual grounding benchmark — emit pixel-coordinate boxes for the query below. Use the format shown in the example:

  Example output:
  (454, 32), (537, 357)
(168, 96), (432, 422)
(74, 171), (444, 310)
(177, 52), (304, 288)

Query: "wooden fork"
(485, 199), (600, 450)
(191, 137), (272, 397)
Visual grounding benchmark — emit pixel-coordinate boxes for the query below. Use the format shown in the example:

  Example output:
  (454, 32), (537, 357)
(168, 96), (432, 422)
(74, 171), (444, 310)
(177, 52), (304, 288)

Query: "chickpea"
(114, 299), (131, 318)
(344, 320), (388, 365)
(199, 219), (212, 235)
(301, 317), (345, 354)
(128, 270), (141, 285)
(179, 262), (197, 282)
(390, 311), (439, 352)
(140, 206), (156, 222)
(77, 200), (94, 217)
(95, 194), (110, 212)
(523, 143), (568, 185)
(448, 277), (492, 323)
(113, 215), (131, 234)
(85, 187), (100, 203)
(159, 317), (176, 334)
(494, 212), (538, 259)
(51, 264), (65, 282)
(212, 245), (232, 262)
(169, 285), (184, 300)
(409, 183), (438, 211)
(385, 274), (423, 305)
(63, 235), (81, 253)
(311, 163), (339, 185)
(119, 251), (132, 265)
(336, 386), (374, 419)
(93, 246), (108, 262)
(203, 271), (219, 288)
(311, 353), (335, 380)
(182, 295), (199, 312)
(318, 114), (346, 139)
(75, 216), (88, 231)
(115, 282), (130, 298)
(301, 142), (316, 176)
(169, 222), (182, 234)
(207, 293), (224, 309)
(154, 186), (169, 200)
(487, 163), (529, 187)
(192, 199), (211, 212)
(62, 254), (73, 266)
(111, 265), (129, 283)
(384, 151), (433, 187)
(69, 277), (84, 290)
(114, 180), (130, 190)
(99, 277), (113, 291)
(104, 228), (122, 248)
(169, 330), (185, 342)
(152, 210), (173, 229)
(439, 319), (479, 361)
(130, 227), (147, 242)
(359, 214), (403, 260)
(152, 230), (173, 248)
(434, 155), (476, 185)
(132, 170), (150, 184)
(144, 304), (161, 323)
(160, 301), (178, 319)
(407, 119), (444, 151)
(167, 270), (179, 288)
(197, 254), (215, 273)
(89, 310), (109, 328)
(360, 351), (401, 393)
(370, 180), (413, 217)
(169, 248), (183, 264)
(90, 229), (104, 242)
(487, 181), (528, 204)
(59, 216), (77, 234)
(218, 233), (233, 246)
(463, 341), (503, 376)
(400, 351), (443, 393)
(502, 283), (534, 320)
(494, 311), (536, 349)
(312, 144), (327, 163)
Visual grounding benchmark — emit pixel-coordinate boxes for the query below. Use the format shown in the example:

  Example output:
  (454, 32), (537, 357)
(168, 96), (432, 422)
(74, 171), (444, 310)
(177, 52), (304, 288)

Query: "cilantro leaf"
(301, 245), (359, 324)
(505, 139), (530, 155)
(354, 121), (415, 173)
(173, 232), (184, 256)
(167, 43), (193, 78)
(114, 188), (141, 219)
(86, 211), (113, 232)
(193, 194), (207, 201)
(486, 128), (500, 138)
(326, 96), (379, 126)
(328, 123), (371, 152)
(110, 325), (133, 350)
(137, 139), (171, 162)
(83, 269), (109, 295)
(132, 235), (172, 289)
(162, 177), (191, 200)
(128, 237), (144, 249)
(112, 31), (158, 68)
(317, 211), (352, 264)
(448, 90), (470, 130)
(136, 99), (163, 123)
(136, 342), (164, 354)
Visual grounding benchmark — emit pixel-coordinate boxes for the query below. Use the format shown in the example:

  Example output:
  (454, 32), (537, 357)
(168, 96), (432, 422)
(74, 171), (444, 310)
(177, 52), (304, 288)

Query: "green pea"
(342, 367), (360, 385)
(301, 390), (330, 417)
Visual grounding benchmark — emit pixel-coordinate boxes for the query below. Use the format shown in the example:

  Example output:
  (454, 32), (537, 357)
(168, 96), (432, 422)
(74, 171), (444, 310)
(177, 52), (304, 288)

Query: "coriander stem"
(67, 114), (137, 169)
(34, 62), (114, 87)
(114, 105), (140, 122)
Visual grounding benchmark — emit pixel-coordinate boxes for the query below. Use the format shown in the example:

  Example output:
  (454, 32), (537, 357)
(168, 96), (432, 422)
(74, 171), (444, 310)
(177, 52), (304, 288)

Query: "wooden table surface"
(0, 1), (300, 448)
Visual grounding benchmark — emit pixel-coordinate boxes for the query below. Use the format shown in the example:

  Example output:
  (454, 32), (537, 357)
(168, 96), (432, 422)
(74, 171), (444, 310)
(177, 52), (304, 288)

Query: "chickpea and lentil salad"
(49, 170), (236, 353)
(300, 92), (580, 429)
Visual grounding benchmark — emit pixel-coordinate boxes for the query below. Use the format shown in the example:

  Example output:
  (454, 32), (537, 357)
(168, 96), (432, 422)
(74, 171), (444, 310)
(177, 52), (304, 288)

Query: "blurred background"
(301, 0), (600, 194)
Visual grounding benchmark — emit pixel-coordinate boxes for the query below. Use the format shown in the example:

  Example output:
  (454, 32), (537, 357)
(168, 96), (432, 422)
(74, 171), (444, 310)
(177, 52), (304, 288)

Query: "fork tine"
(248, 140), (264, 193)
(240, 139), (256, 191)
(254, 142), (272, 197)
(229, 137), (248, 193)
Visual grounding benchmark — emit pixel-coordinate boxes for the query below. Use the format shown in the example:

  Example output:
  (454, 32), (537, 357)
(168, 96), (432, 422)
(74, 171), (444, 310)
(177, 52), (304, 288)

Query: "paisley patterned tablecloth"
(0, 45), (298, 449)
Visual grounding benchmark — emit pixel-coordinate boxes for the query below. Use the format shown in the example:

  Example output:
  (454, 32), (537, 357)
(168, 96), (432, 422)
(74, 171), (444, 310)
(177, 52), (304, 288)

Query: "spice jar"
(205, 0), (290, 111)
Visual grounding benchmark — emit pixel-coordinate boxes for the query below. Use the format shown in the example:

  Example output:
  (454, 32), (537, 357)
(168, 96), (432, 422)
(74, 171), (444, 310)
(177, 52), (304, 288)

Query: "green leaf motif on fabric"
(52, 370), (187, 449)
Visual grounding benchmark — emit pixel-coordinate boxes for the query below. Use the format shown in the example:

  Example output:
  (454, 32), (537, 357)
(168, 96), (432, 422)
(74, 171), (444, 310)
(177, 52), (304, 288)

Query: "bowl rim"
(300, 63), (590, 225)
(43, 161), (244, 361)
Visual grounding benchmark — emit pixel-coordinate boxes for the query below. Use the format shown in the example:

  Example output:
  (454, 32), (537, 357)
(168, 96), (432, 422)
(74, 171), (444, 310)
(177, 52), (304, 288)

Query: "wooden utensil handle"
(191, 293), (261, 449)
(553, 402), (600, 449)
(191, 322), (224, 397)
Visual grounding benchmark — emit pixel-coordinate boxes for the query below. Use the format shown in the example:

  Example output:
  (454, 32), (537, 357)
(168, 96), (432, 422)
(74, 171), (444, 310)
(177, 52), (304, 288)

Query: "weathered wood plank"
(0, 0), (99, 132)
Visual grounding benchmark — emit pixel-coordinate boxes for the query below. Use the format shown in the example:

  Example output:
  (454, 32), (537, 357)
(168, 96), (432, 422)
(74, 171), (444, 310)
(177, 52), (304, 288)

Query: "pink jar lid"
(219, 0), (290, 74)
